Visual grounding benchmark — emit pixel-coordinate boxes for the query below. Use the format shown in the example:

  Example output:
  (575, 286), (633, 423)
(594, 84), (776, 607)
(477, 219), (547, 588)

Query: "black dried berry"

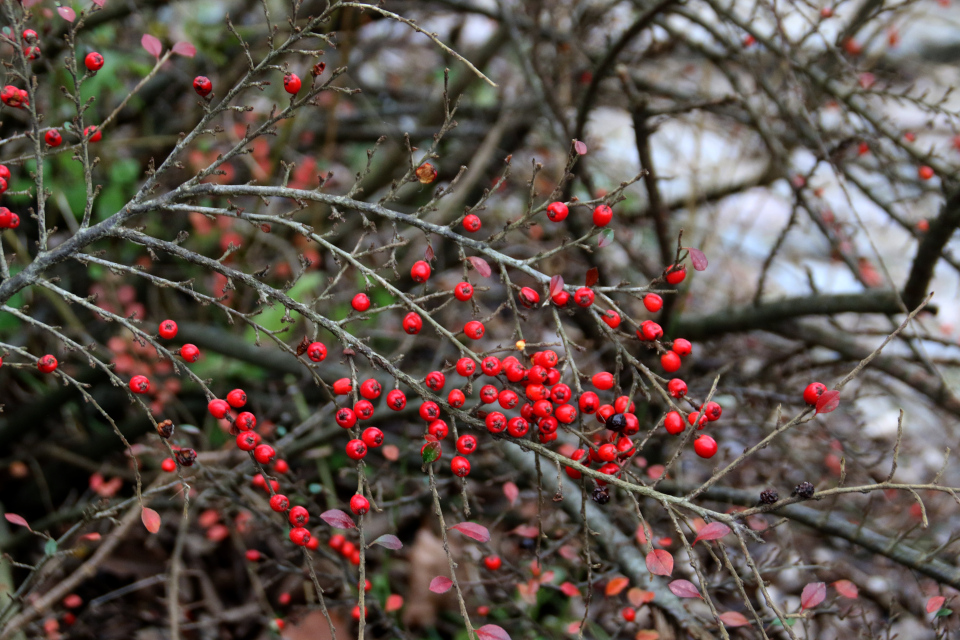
(175, 448), (197, 467)
(156, 419), (174, 439)
(592, 486), (610, 504)
(759, 488), (779, 505)
(792, 481), (815, 499)
(607, 413), (627, 432)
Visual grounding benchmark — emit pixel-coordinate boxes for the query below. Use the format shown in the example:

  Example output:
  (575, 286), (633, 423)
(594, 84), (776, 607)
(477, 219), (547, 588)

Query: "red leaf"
(605, 576), (629, 596)
(468, 256), (491, 278)
(718, 611), (750, 627)
(4, 513), (31, 530)
(598, 228), (614, 248)
(636, 522), (650, 545)
(57, 6), (76, 21)
(319, 509), (356, 530)
(141, 34), (163, 58)
(372, 534), (402, 550)
(573, 140), (587, 155)
(693, 522), (730, 544)
(382, 444), (400, 461)
(560, 581), (580, 597)
(503, 481), (519, 505)
(385, 594), (403, 611)
(667, 579), (702, 599)
(80, 532), (101, 542)
(927, 596), (946, 613)
(833, 579), (858, 599)
(511, 525), (539, 538)
(424, 244), (435, 261)
(585, 267), (599, 287)
(816, 390), (840, 414)
(141, 507), (161, 534)
(429, 576), (453, 594)
(645, 549), (674, 576)
(800, 582), (826, 610)
(91, 0), (104, 6)
(548, 274), (565, 298)
(450, 521), (490, 542)
(628, 588), (656, 606)
(476, 624), (511, 640)
(172, 41), (196, 58)
(685, 247), (708, 271)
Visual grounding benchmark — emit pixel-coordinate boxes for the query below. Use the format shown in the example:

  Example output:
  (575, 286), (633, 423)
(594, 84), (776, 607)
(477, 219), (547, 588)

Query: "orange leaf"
(628, 588), (656, 606)
(605, 576), (629, 596)
(927, 596), (946, 613)
(833, 579), (858, 599)
(645, 549), (674, 576)
(560, 582), (580, 597)
(635, 631), (660, 640)
(141, 507), (161, 534)
(385, 594), (404, 612)
(718, 611), (750, 627)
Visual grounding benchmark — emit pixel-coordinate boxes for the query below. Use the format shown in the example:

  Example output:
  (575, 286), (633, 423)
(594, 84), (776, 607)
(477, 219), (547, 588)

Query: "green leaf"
(936, 608), (953, 617)
(44, 538), (58, 556)
(421, 441), (441, 467)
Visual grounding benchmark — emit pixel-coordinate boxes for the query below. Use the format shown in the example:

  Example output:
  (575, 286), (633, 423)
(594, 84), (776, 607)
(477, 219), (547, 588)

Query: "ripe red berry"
(278, 592), (291, 605)
(614, 396), (635, 414)
(621, 607), (636, 622)
(36, 354), (58, 373)
(667, 378), (687, 398)
(661, 351), (681, 373)
(128, 375), (150, 394)
(703, 401), (722, 421)
(497, 389), (519, 410)
(454, 281), (474, 301)
(332, 378), (352, 395)
(419, 401), (440, 421)
(84, 52), (104, 71)
(428, 419), (449, 440)
(454, 357), (476, 377)
(329, 534), (345, 550)
(22, 29), (37, 41)
(410, 260), (431, 283)
(283, 73), (302, 94)
(352, 399), (373, 421)
(672, 338), (692, 356)
(596, 404), (615, 425)
(507, 416), (529, 437)
(246, 549), (261, 562)
(552, 290), (570, 306)
(6, 213), (18, 229)
(592, 204), (613, 226)
(254, 444), (276, 464)
(236, 411), (257, 431)
(694, 434), (718, 458)
(464, 320), (485, 340)
(919, 165), (935, 181)
(664, 411), (684, 435)
(448, 389), (466, 407)
(463, 214), (481, 232)
(504, 363), (525, 383)
(803, 382), (827, 406)
(270, 494), (290, 512)
(478, 356), (500, 376)
(306, 342), (327, 362)
(193, 76), (212, 96)
(161, 458), (176, 472)
(665, 264), (686, 285)
(592, 371), (615, 390)
(346, 439), (367, 460)
(597, 443), (618, 462)
(518, 287), (540, 308)
(335, 407), (357, 429)
(386, 389), (407, 410)
(180, 343), (200, 362)
(341, 541), (356, 557)
(549, 384), (570, 404)
(688, 411), (708, 428)
(289, 527), (311, 546)
(44, 129), (62, 147)
(425, 370), (446, 391)
(274, 459), (290, 474)
(451, 455), (471, 477)
(601, 310), (621, 329)
(595, 462), (620, 485)
(574, 287), (594, 307)
(84, 126), (101, 142)
(643, 293), (663, 312)
(158, 319), (178, 339)
(483, 555), (502, 571)
(237, 431), (260, 451)
(362, 427), (384, 448)
(564, 449), (589, 479)
(226, 388), (247, 408)
(456, 434), (477, 455)
(289, 505), (309, 527)
(485, 411), (507, 434)
(208, 399), (230, 418)
(639, 320), (663, 341)
(578, 391), (600, 414)
(480, 384), (499, 404)
(546, 201), (568, 222)
(351, 293), (371, 312)
(0, 208), (11, 228)
(360, 378), (382, 399)
(0, 166), (9, 182)
(554, 403), (577, 424)
(403, 312), (423, 335)
(350, 494), (370, 515)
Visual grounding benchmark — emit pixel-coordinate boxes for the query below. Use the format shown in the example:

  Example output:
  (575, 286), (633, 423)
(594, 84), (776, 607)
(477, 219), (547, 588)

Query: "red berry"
(37, 354), (59, 373)
(329, 534), (345, 550)
(360, 378), (382, 399)
(919, 165), (935, 181)
(455, 357), (477, 377)
(463, 214), (482, 232)
(351, 293), (371, 312)
(672, 338), (692, 356)
(596, 404), (615, 425)
(694, 434), (718, 458)
(425, 370), (446, 391)
(616, 436), (635, 456)
(592, 371), (615, 391)
(552, 290), (570, 306)
(554, 403), (577, 424)
(643, 293), (663, 312)
(597, 443), (618, 462)
(456, 434), (477, 455)
(332, 378), (352, 395)
(614, 396), (635, 414)
(665, 264), (686, 285)
(595, 462), (619, 485)
(237, 431), (260, 451)
(639, 320), (663, 341)
(246, 549), (261, 562)
(362, 427), (384, 448)
(578, 391), (600, 414)
(84, 52), (104, 71)
(6, 213), (18, 229)
(336, 407), (358, 429)
(661, 351), (681, 373)
(158, 319), (178, 339)
(161, 458), (176, 472)
(403, 312), (423, 335)
(546, 201), (568, 222)
(254, 444), (276, 464)
(411, 260), (431, 283)
(498, 389), (520, 409)
(664, 411), (684, 435)
(518, 287), (540, 308)
(270, 494), (290, 512)
(507, 417), (529, 437)
(464, 320), (485, 340)
(341, 541), (356, 557)
(386, 389), (407, 410)
(289, 527), (311, 546)
(274, 459), (290, 474)
(688, 411), (708, 428)
(478, 605), (490, 616)
(0, 167), (8, 182)
(550, 384), (571, 404)
(601, 310), (621, 329)
(0, 208), (10, 228)
(306, 342), (327, 362)
(483, 555), (502, 571)
(283, 73), (302, 94)
(428, 419), (449, 440)
(478, 356), (500, 376)
(346, 439), (367, 460)
(703, 401), (722, 421)
(592, 204), (613, 226)
(289, 505), (309, 527)
(208, 399), (230, 418)
(278, 592), (291, 605)
(485, 411), (507, 434)
(129, 375), (150, 394)
(538, 350), (559, 368)
(574, 287), (594, 307)
(451, 455), (471, 477)
(193, 76), (212, 96)
(803, 382), (827, 406)
(226, 388), (247, 408)
(350, 494), (370, 515)
(180, 343), (200, 362)
(22, 29), (37, 41)
(504, 363), (525, 383)
(480, 385), (499, 404)
(44, 129), (62, 147)
(454, 281), (474, 301)
(448, 389), (466, 407)
(236, 411), (257, 431)
(84, 125), (101, 142)
(419, 401), (440, 421)
(621, 607), (636, 622)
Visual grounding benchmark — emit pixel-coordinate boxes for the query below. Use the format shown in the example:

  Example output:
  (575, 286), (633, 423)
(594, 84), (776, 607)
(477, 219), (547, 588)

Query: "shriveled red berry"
(403, 312), (423, 335)
(129, 375), (150, 394)
(193, 76), (212, 96)
(546, 201), (568, 222)
(451, 455), (471, 477)
(346, 439), (367, 460)
(270, 494), (290, 512)
(803, 382), (827, 406)
(158, 319), (178, 339)
(643, 293), (663, 312)
(410, 260), (431, 283)
(351, 293), (371, 312)
(84, 52), (104, 71)
(592, 204), (613, 226)
(463, 214), (481, 232)
(306, 342), (327, 362)
(180, 343), (200, 362)
(694, 434), (718, 458)
(454, 281), (474, 301)
(574, 287), (594, 307)
(283, 73), (302, 94)
(226, 388), (247, 408)
(350, 494), (370, 515)
(518, 287), (540, 308)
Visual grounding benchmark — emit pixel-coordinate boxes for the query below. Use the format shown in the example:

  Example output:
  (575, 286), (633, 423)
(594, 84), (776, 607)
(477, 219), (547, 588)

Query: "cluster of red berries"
(544, 201), (615, 227)
(1, 85), (29, 109)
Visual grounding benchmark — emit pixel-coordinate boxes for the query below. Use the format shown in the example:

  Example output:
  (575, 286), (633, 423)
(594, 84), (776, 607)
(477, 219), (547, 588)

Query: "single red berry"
(552, 290), (570, 306)
(84, 125), (101, 142)
(667, 378), (687, 398)
(193, 76), (212, 96)
(498, 389), (520, 410)
(455, 357), (477, 377)
(23, 45), (40, 60)
(360, 378), (382, 399)
(454, 281), (474, 301)
(428, 419), (449, 440)
(37, 354), (58, 373)
(463, 214), (482, 232)
(419, 401), (440, 421)
(161, 458), (176, 472)
(464, 320), (485, 340)
(803, 382), (827, 406)
(661, 351), (681, 373)
(180, 343), (200, 362)
(346, 439), (367, 460)
(549, 384), (570, 404)
(578, 391), (600, 414)
(595, 462), (620, 485)
(158, 319), (178, 339)
(694, 434), (718, 458)
(289, 527), (311, 546)
(245, 549), (261, 562)
(538, 416), (559, 435)
(480, 385), (499, 404)
(278, 592), (291, 605)
(332, 378), (352, 395)
(643, 293), (663, 312)
(507, 416), (529, 437)
(350, 494), (370, 515)
(273, 619), (286, 631)
(621, 607), (636, 622)
(351, 293), (370, 312)
(129, 375), (150, 394)
(448, 389), (466, 407)
(236, 411), (257, 431)
(237, 431), (260, 451)
(0, 208), (11, 228)
(306, 342), (327, 362)
(0, 166), (9, 182)
(597, 443), (618, 462)
(329, 534), (345, 550)
(596, 404), (616, 425)
(918, 165), (935, 181)
(688, 411), (708, 428)
(425, 370), (446, 391)
(592, 371), (615, 390)
(341, 541), (356, 557)
(664, 411), (684, 435)
(410, 260), (431, 283)
(672, 338), (692, 356)
(538, 350), (559, 368)
(546, 201), (568, 222)
(289, 505), (309, 527)
(592, 204), (613, 226)
(574, 287), (594, 307)
(614, 396), (635, 414)
(518, 287), (540, 308)
(386, 389), (407, 410)
(478, 605), (490, 616)
(362, 427), (384, 448)
(483, 555), (502, 571)
(480, 356), (501, 376)
(504, 363), (525, 383)
(22, 29), (37, 42)
(616, 435), (635, 457)
(254, 444), (276, 464)
(84, 52), (104, 71)
(274, 459), (290, 474)
(703, 401), (722, 421)
(485, 411), (507, 434)
(554, 403), (577, 424)
(665, 264), (687, 285)
(336, 407), (358, 429)
(451, 455), (471, 477)
(283, 73), (302, 94)
(226, 388), (247, 408)
(639, 320), (663, 341)
(354, 400), (374, 420)
(456, 434), (477, 455)
(208, 399), (230, 418)
(6, 213), (18, 229)
(403, 312), (423, 335)
(44, 129), (62, 147)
